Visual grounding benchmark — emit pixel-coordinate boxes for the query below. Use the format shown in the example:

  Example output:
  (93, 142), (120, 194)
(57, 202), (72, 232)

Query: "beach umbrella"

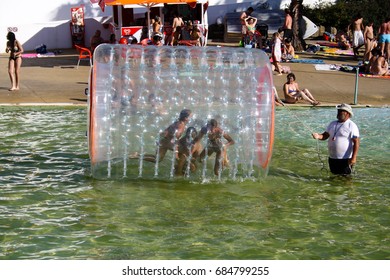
(91, 0), (200, 38)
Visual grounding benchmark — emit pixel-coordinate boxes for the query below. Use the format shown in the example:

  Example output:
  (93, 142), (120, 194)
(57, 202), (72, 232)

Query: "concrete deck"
(1, 43), (389, 107)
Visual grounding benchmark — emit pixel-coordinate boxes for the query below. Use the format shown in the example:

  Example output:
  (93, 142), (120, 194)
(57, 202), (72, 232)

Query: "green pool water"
(0, 106), (388, 260)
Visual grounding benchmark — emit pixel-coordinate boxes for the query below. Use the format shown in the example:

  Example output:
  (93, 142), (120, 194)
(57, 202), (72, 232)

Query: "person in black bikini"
(364, 21), (376, 62)
(5, 32), (23, 91)
(283, 73), (320, 105)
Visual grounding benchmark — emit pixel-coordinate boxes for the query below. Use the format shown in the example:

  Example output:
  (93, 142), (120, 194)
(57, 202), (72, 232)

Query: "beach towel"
(22, 53), (38, 58)
(290, 59), (324, 64)
(316, 41), (339, 48)
(37, 52), (56, 57)
(314, 64), (340, 71)
(316, 52), (339, 57)
(21, 52), (56, 58)
(335, 49), (354, 56)
(359, 73), (390, 79)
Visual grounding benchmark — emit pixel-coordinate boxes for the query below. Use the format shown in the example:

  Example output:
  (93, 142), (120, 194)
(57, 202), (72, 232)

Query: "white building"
(0, 0), (335, 52)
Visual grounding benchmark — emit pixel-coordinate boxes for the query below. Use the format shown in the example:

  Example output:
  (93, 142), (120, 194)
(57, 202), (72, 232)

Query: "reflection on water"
(0, 107), (389, 260)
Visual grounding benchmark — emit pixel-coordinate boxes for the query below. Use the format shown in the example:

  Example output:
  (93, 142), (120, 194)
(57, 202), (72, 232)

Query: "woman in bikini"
(244, 17), (258, 47)
(5, 31), (23, 91)
(364, 22), (376, 62)
(283, 73), (320, 105)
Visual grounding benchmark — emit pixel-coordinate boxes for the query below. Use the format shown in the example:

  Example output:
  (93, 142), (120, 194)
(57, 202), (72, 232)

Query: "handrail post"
(353, 67), (359, 105)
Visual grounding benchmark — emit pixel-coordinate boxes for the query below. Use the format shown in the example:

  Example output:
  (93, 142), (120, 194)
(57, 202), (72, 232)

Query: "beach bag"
(35, 44), (47, 54)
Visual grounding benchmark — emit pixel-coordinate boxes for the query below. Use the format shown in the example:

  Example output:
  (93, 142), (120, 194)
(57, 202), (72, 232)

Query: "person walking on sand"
(272, 32), (283, 75)
(312, 104), (360, 175)
(363, 21), (376, 62)
(5, 32), (23, 91)
(349, 14), (364, 59)
(172, 13), (184, 33)
(378, 17), (390, 61)
(283, 73), (320, 105)
(282, 8), (293, 42)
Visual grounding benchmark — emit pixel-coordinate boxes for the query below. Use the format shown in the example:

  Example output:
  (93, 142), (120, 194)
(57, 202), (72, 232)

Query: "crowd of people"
(130, 109), (235, 177)
(89, 13), (205, 50)
(239, 7), (389, 107)
(333, 15), (390, 75)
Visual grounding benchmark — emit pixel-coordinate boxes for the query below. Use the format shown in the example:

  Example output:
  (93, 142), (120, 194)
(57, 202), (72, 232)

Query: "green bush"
(303, 0), (390, 33)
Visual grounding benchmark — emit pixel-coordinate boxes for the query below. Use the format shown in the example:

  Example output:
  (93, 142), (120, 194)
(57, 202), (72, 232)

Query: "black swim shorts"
(328, 158), (352, 175)
(283, 29), (293, 40)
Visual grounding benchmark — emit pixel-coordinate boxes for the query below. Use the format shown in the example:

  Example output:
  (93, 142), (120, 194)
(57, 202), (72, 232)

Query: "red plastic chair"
(75, 45), (92, 69)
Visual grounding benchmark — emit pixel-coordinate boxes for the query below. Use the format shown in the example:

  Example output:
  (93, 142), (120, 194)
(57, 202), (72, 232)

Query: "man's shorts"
(283, 29), (293, 41)
(328, 158), (352, 175)
(378, 34), (390, 44)
(353, 30), (364, 47)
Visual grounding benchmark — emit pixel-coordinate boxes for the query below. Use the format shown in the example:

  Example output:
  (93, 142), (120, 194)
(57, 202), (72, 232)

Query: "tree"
(304, 0), (390, 33)
(290, 0), (306, 51)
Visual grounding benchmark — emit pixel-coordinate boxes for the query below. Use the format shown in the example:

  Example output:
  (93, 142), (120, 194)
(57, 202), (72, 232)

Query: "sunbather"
(283, 73), (320, 105)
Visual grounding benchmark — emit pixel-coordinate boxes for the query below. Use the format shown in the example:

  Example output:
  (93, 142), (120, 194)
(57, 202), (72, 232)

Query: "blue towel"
(290, 59), (325, 64)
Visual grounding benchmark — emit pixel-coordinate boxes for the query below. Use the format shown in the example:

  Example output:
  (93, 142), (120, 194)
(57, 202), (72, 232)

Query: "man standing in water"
(312, 104), (360, 175)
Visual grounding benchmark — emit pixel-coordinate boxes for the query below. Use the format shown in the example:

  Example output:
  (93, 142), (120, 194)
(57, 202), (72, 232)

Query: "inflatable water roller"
(88, 44), (274, 181)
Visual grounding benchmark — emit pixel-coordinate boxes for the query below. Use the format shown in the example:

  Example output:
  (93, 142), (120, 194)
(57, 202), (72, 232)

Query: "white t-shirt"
(326, 119), (359, 159)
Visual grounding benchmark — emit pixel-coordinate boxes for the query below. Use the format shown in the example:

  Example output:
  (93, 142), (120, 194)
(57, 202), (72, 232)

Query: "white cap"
(336, 103), (353, 117)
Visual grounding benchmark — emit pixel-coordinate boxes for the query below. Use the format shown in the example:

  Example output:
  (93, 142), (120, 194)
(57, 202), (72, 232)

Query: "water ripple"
(0, 107), (389, 259)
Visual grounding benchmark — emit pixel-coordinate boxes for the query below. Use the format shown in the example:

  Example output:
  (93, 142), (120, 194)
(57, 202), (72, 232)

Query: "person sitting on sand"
(283, 73), (320, 105)
(273, 86), (284, 106)
(366, 47), (381, 73)
(282, 38), (295, 61)
(90, 30), (106, 53)
(370, 52), (390, 76)
(199, 119), (235, 176)
(337, 33), (351, 50)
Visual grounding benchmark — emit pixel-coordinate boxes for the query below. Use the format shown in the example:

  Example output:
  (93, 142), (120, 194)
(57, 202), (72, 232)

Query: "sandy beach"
(1, 43), (389, 107)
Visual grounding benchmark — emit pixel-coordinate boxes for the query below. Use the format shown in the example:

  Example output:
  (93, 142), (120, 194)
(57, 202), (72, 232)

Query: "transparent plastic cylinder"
(88, 45), (274, 181)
